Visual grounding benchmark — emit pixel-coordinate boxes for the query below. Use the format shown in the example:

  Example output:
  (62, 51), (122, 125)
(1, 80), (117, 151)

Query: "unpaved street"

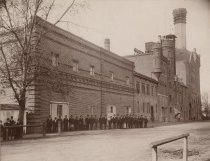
(1, 122), (210, 161)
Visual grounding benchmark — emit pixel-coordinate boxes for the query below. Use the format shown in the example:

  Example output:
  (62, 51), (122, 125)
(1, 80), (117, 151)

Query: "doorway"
(50, 102), (69, 119)
(151, 106), (154, 122)
(107, 105), (116, 120)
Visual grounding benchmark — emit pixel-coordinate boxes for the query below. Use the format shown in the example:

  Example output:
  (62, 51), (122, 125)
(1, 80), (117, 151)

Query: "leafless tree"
(0, 0), (86, 123)
(201, 92), (209, 118)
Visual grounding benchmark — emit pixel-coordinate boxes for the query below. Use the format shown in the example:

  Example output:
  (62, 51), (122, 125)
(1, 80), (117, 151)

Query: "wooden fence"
(150, 133), (190, 161)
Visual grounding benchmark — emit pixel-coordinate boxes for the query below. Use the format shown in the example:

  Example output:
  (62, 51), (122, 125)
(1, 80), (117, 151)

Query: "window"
(151, 86), (153, 96)
(51, 52), (59, 67)
(110, 72), (114, 81)
(73, 61), (79, 72)
(89, 106), (94, 115)
(137, 101), (140, 113)
(143, 102), (145, 113)
(154, 87), (157, 95)
(126, 77), (130, 85)
(142, 83), (145, 94)
(136, 81), (140, 94)
(90, 65), (95, 76)
(146, 84), (150, 95)
(127, 107), (131, 114)
(147, 103), (150, 113)
(57, 105), (62, 117)
(110, 106), (113, 113)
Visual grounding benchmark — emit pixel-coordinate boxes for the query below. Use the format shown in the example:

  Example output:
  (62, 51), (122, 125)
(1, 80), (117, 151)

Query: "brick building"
(133, 72), (158, 121)
(125, 8), (201, 122)
(25, 17), (136, 127)
(0, 8), (201, 128)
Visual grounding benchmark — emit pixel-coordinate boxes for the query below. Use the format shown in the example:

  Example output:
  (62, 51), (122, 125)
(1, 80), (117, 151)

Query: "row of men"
(46, 114), (149, 133)
(0, 116), (23, 140)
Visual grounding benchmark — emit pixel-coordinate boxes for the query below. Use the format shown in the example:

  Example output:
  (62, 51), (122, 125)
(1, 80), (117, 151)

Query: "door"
(50, 102), (69, 119)
(151, 106), (154, 122)
(107, 105), (116, 120)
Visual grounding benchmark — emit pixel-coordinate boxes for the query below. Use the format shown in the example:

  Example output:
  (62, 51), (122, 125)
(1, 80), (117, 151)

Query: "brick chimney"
(104, 38), (110, 51)
(173, 8), (187, 49)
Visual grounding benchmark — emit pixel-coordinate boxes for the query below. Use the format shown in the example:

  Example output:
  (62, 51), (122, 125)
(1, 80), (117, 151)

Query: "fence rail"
(2, 122), (46, 141)
(150, 133), (190, 161)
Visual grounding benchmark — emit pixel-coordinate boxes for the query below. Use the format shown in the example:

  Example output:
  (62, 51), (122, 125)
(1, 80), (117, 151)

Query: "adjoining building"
(133, 72), (158, 121)
(125, 8), (201, 122)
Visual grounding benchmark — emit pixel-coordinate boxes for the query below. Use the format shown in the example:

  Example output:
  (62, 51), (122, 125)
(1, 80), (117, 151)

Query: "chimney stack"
(173, 8), (187, 49)
(104, 38), (110, 51)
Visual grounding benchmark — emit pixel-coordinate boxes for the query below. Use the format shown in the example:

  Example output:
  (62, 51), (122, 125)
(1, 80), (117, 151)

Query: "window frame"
(72, 60), (79, 72)
(90, 65), (95, 76)
(51, 52), (59, 67)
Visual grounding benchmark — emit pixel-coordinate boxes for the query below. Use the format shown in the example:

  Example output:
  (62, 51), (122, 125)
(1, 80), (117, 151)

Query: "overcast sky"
(55, 0), (210, 97)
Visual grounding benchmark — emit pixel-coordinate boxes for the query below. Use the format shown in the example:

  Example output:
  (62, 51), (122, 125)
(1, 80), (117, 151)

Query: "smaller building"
(133, 72), (158, 121)
(0, 104), (19, 123)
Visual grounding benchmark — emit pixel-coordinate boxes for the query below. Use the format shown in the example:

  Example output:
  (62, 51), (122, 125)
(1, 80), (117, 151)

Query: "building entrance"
(50, 102), (69, 119)
(107, 105), (116, 120)
(151, 106), (154, 122)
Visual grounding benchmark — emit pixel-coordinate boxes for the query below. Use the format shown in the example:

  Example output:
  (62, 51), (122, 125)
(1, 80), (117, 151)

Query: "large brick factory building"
(1, 8), (201, 126)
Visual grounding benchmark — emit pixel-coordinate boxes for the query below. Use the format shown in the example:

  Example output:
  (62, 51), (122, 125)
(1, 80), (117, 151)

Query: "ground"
(1, 122), (210, 161)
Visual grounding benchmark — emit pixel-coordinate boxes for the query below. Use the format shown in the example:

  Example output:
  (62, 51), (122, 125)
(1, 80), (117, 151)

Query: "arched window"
(110, 106), (113, 113)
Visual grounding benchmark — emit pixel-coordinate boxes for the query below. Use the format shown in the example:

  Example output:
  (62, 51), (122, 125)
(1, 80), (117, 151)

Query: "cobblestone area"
(1, 122), (210, 161)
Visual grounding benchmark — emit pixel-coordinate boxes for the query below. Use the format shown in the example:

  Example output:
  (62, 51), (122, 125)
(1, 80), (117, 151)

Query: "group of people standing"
(0, 116), (23, 141)
(46, 114), (149, 133)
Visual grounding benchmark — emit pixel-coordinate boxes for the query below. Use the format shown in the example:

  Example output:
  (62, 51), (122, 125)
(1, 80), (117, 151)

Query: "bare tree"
(201, 92), (209, 118)
(0, 0), (86, 123)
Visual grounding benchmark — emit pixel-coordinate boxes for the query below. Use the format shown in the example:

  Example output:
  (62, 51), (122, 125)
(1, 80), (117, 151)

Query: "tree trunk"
(18, 105), (25, 124)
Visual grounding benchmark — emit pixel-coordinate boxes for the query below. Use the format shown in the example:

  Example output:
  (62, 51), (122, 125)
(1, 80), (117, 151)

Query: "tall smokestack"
(173, 8), (187, 49)
(104, 38), (110, 51)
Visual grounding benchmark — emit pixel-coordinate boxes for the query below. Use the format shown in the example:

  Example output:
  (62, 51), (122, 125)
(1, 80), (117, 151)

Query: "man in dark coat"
(46, 115), (53, 133)
(112, 115), (116, 129)
(99, 115), (103, 130)
(15, 119), (22, 139)
(140, 115), (143, 128)
(108, 116), (112, 129)
(74, 116), (79, 131)
(63, 115), (69, 132)
(103, 115), (107, 129)
(69, 115), (74, 131)
(144, 116), (148, 128)
(85, 115), (89, 130)
(94, 115), (98, 130)
(9, 116), (16, 140)
(0, 120), (3, 141)
(79, 115), (84, 130)
(53, 117), (58, 132)
(4, 118), (11, 140)
(90, 115), (94, 130)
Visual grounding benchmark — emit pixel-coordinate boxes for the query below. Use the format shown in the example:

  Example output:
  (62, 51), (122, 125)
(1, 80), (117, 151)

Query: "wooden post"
(5, 128), (8, 141)
(152, 147), (158, 161)
(42, 122), (46, 137)
(183, 136), (188, 161)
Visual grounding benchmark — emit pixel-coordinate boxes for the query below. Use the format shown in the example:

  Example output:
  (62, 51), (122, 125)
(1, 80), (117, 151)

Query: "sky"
(54, 0), (210, 98)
